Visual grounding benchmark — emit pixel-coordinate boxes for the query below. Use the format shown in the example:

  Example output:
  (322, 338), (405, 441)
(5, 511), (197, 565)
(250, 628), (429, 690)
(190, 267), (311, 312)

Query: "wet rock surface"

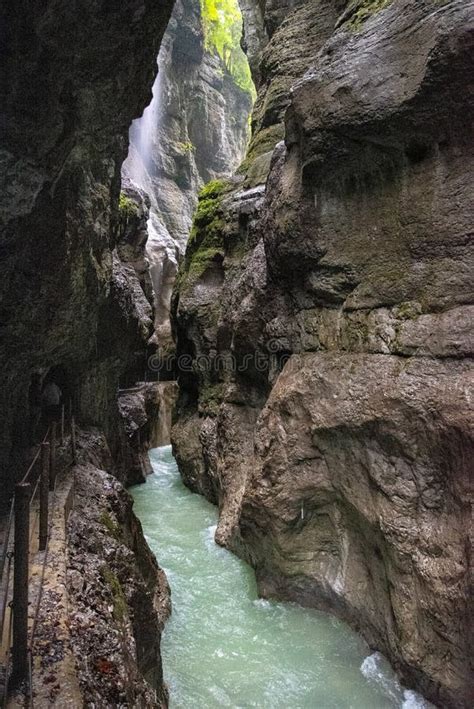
(172, 1), (474, 706)
(0, 0), (174, 493)
(123, 0), (253, 354)
(67, 440), (170, 707)
(117, 382), (173, 485)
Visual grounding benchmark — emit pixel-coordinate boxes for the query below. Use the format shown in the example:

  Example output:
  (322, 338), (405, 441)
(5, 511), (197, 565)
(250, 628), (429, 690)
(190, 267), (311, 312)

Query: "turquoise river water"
(131, 446), (432, 709)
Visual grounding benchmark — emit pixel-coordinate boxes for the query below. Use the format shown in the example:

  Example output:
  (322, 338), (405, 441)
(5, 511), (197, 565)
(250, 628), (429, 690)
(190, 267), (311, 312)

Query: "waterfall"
(122, 51), (179, 343)
(125, 62), (162, 185)
(121, 0), (253, 449)
(121, 0), (253, 348)
(151, 382), (178, 447)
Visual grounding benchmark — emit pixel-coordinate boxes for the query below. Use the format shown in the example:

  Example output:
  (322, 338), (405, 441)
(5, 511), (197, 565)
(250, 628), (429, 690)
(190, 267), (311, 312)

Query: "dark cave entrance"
(28, 364), (75, 444)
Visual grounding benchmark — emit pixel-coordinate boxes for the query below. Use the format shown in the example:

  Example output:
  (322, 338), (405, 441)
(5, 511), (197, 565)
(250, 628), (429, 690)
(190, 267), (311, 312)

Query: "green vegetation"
(395, 301), (422, 321)
(118, 192), (138, 219)
(197, 178), (232, 201)
(100, 510), (121, 540)
(188, 179), (231, 251)
(200, 0), (255, 97)
(343, 0), (392, 31)
(177, 140), (196, 154)
(186, 247), (222, 278)
(237, 123), (285, 175)
(102, 566), (127, 622)
(199, 382), (225, 415)
(177, 179), (233, 289)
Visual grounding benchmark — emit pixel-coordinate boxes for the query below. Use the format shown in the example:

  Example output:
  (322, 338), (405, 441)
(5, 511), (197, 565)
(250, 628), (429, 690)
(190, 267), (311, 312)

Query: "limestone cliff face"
(0, 0), (174, 492)
(171, 1), (474, 706)
(67, 430), (170, 707)
(123, 0), (253, 351)
(117, 380), (178, 484)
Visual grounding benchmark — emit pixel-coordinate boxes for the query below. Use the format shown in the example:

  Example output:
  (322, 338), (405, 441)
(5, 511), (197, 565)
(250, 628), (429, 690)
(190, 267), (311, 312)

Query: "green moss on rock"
(99, 510), (122, 540)
(340, 0), (392, 31)
(237, 123), (285, 176)
(177, 179), (233, 291)
(199, 382), (225, 415)
(395, 301), (422, 321)
(177, 140), (196, 154)
(197, 178), (233, 201)
(118, 192), (139, 219)
(186, 247), (223, 281)
(102, 566), (127, 622)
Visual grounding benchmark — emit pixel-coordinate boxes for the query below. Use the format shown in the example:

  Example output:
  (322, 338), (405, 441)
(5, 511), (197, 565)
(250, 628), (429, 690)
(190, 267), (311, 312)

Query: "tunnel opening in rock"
(27, 365), (75, 444)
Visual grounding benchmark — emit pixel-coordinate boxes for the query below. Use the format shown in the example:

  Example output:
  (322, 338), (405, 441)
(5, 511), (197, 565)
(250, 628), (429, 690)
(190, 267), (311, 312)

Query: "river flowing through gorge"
(1, 0), (471, 706)
(132, 448), (433, 709)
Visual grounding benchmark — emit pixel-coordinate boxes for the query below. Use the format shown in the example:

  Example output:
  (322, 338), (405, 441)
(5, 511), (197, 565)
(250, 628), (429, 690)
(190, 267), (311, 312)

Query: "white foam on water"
(253, 598), (272, 609)
(402, 689), (435, 709)
(207, 524), (217, 539)
(361, 652), (404, 703)
(209, 684), (233, 706)
(204, 524), (218, 551)
(361, 653), (434, 708)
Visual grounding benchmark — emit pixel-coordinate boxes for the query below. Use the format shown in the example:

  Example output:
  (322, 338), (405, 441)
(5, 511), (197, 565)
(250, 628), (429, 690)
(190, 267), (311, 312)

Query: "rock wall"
(0, 0), (174, 493)
(171, 1), (474, 706)
(123, 0), (253, 351)
(67, 430), (170, 707)
(117, 380), (178, 484)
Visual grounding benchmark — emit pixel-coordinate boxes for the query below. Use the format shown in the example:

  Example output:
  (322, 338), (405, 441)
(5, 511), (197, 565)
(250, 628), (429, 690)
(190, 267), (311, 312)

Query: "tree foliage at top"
(200, 0), (255, 97)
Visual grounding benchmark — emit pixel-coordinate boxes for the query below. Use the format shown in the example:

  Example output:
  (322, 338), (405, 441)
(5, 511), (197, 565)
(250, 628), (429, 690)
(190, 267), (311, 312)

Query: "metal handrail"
(0, 551), (13, 652)
(2, 605), (13, 709)
(0, 501), (14, 592)
(1, 425), (52, 588)
(0, 411), (75, 704)
(118, 382), (148, 394)
(20, 425), (51, 485)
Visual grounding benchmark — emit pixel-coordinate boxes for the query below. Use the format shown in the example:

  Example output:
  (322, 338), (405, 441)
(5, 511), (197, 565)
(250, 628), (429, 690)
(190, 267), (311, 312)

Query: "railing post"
(39, 442), (50, 551)
(60, 404), (65, 445)
(71, 415), (77, 465)
(49, 422), (57, 491)
(12, 482), (31, 687)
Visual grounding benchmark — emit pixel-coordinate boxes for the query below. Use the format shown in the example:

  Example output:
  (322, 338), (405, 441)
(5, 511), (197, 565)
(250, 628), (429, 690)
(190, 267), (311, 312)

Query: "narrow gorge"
(0, 1), (472, 708)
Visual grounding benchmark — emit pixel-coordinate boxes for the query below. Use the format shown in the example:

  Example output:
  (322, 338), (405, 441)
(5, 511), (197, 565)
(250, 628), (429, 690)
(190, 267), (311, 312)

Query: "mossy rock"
(244, 151), (274, 188)
(176, 179), (234, 292)
(394, 301), (422, 321)
(118, 192), (139, 219)
(199, 382), (226, 416)
(102, 566), (127, 622)
(338, 0), (392, 31)
(197, 178), (233, 201)
(237, 123), (285, 176)
(100, 510), (122, 540)
(176, 140), (195, 154)
(186, 247), (224, 283)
